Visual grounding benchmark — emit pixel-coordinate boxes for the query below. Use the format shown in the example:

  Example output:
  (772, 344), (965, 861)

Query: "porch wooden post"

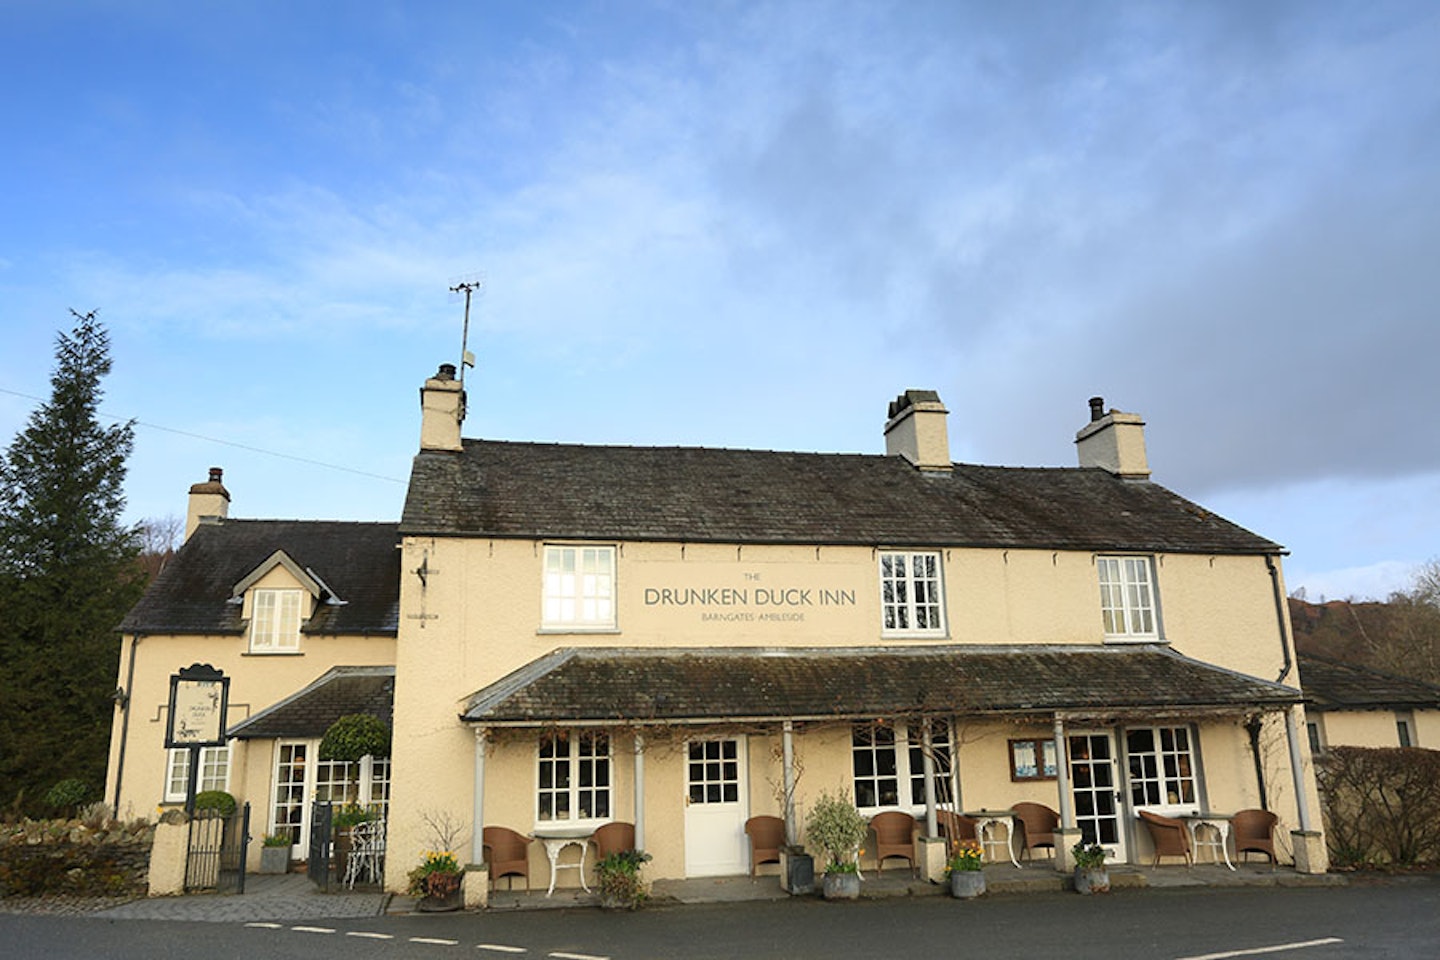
(1283, 706), (1314, 831)
(633, 731), (646, 850)
(471, 727), (487, 864)
(1053, 717), (1074, 829)
(782, 720), (797, 845)
(920, 723), (938, 837)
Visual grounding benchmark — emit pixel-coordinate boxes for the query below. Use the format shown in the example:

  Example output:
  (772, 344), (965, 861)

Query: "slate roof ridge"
(228, 664), (395, 738)
(1297, 651), (1440, 707)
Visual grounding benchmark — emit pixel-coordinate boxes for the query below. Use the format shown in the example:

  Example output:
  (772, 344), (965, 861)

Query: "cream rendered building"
(384, 369), (1326, 889)
(106, 470), (399, 870)
(1297, 652), (1440, 752)
(107, 368), (1329, 886)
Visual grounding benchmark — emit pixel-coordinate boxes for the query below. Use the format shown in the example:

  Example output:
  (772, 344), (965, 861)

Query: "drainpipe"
(1266, 555), (1294, 684)
(1244, 714), (1270, 811)
(111, 633), (143, 811)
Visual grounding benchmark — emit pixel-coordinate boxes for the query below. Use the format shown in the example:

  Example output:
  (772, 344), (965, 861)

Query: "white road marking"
(549, 953), (609, 960)
(244, 922), (284, 929)
(347, 931), (395, 940)
(477, 946), (528, 954)
(1175, 937), (1345, 960)
(292, 925), (337, 934)
(411, 937), (462, 945)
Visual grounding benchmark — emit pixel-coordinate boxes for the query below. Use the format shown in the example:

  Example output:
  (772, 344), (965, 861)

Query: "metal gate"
(186, 803), (250, 894)
(307, 801), (333, 890)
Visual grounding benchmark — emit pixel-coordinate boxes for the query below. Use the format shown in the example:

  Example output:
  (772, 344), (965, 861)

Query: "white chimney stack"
(185, 467), (230, 541)
(884, 390), (952, 472)
(419, 363), (465, 452)
(1075, 396), (1150, 479)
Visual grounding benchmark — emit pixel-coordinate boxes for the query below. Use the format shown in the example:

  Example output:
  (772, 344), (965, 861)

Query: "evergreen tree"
(0, 310), (143, 815)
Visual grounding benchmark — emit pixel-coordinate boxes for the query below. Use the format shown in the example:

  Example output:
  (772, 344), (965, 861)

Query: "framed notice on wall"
(165, 663), (230, 748)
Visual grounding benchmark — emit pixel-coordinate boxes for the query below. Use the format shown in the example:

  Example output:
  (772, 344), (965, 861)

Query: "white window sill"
(536, 626), (621, 636)
(880, 630), (949, 640)
(243, 649), (304, 656)
(1102, 635), (1164, 644)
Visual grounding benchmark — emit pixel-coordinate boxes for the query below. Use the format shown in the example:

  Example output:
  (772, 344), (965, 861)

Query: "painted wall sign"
(637, 564), (865, 625)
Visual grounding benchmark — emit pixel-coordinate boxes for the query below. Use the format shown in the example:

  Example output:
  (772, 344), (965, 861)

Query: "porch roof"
(460, 644), (1301, 727)
(228, 665), (394, 740)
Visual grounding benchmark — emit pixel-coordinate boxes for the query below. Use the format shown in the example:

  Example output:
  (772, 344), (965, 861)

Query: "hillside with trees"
(1290, 562), (1440, 686)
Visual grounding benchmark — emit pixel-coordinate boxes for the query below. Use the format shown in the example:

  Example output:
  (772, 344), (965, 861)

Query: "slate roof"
(401, 441), (1281, 554)
(461, 645), (1301, 725)
(228, 666), (394, 739)
(1298, 653), (1440, 711)
(118, 520), (400, 635)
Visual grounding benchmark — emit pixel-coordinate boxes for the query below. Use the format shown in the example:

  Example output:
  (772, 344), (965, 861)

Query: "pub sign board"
(165, 662), (230, 749)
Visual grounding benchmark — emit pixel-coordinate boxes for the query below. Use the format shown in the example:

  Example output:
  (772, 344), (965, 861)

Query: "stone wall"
(0, 818), (154, 898)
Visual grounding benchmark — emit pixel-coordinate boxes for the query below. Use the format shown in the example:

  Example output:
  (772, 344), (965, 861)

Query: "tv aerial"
(448, 273), (485, 387)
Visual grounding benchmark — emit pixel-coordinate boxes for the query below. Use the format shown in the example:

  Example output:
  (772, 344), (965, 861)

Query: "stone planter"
(821, 871), (860, 900)
(949, 870), (986, 899)
(780, 847), (814, 896)
(258, 844), (292, 875)
(1074, 866), (1110, 894)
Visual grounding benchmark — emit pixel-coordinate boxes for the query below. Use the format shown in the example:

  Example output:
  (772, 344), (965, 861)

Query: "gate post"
(147, 809), (190, 896)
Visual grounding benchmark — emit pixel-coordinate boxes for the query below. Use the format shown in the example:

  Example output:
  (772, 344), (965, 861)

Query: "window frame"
(851, 720), (952, 813)
(164, 744), (231, 802)
(1008, 737), (1058, 782)
(541, 545), (617, 631)
(1097, 555), (1160, 641)
(877, 550), (947, 637)
(1396, 712), (1415, 748)
(536, 730), (612, 826)
(1125, 724), (1198, 812)
(249, 587), (306, 653)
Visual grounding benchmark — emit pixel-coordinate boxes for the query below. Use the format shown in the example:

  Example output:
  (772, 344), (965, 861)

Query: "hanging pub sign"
(165, 663), (230, 748)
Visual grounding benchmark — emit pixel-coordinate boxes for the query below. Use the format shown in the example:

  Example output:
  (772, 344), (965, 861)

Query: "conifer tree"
(0, 310), (143, 815)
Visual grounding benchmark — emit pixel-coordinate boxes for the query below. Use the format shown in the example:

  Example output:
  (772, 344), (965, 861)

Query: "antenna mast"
(448, 275), (484, 387)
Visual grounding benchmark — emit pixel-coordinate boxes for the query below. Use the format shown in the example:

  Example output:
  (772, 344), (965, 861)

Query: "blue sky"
(2, 1), (1437, 602)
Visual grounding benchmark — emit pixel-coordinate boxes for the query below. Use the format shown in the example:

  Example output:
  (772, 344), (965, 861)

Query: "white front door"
(683, 736), (749, 876)
(1068, 732), (1128, 863)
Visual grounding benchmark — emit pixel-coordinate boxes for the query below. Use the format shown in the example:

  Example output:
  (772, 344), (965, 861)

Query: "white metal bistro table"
(1178, 812), (1235, 870)
(962, 809), (1021, 868)
(531, 825), (596, 897)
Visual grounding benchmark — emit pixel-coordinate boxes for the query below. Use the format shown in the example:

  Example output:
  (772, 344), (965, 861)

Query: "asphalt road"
(3, 878), (1439, 959)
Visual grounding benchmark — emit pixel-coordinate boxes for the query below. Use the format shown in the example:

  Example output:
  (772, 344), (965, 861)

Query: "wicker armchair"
(744, 815), (785, 877)
(1010, 802), (1060, 861)
(1137, 810), (1193, 867)
(870, 811), (918, 876)
(591, 821), (636, 859)
(482, 826), (533, 891)
(936, 809), (978, 849)
(1232, 809), (1279, 865)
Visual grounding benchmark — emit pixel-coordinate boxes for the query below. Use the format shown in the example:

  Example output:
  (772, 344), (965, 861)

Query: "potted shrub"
(1072, 839), (1110, 894)
(408, 850), (463, 912)
(259, 833), (294, 874)
(319, 714), (392, 764)
(594, 849), (652, 909)
(804, 789), (869, 900)
(946, 838), (986, 898)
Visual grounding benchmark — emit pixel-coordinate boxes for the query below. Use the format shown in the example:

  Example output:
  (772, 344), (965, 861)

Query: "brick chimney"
(186, 467), (230, 541)
(1075, 396), (1150, 479)
(419, 363), (465, 452)
(884, 390), (952, 472)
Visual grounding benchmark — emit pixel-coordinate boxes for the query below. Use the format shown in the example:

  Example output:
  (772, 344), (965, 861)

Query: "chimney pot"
(208, 467), (223, 483)
(436, 363), (457, 382)
(1089, 396), (1105, 422)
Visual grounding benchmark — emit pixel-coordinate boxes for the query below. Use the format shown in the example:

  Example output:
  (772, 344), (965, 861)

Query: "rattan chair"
(936, 809), (979, 850)
(482, 826), (533, 891)
(1232, 809), (1279, 865)
(591, 821), (636, 859)
(869, 811), (918, 877)
(744, 815), (785, 877)
(1010, 802), (1060, 861)
(1137, 809), (1193, 867)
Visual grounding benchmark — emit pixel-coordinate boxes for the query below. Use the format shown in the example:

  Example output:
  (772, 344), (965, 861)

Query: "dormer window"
(250, 588), (304, 652)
